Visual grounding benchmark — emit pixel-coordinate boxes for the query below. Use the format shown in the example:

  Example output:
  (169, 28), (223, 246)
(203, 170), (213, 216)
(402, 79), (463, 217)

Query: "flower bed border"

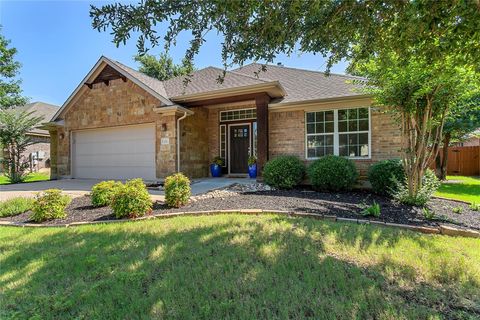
(1, 209), (479, 238)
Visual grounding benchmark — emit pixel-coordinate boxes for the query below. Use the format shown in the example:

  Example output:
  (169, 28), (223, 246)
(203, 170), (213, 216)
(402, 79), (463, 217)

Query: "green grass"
(435, 175), (480, 203)
(0, 197), (34, 217)
(0, 172), (50, 185)
(1, 215), (479, 319)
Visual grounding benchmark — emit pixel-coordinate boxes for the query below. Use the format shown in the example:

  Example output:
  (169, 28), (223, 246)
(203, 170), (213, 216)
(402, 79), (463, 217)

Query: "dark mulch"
(2, 190), (479, 230)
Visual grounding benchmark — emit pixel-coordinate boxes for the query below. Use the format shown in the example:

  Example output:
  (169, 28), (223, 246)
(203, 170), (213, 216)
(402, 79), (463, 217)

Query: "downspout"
(176, 112), (188, 172)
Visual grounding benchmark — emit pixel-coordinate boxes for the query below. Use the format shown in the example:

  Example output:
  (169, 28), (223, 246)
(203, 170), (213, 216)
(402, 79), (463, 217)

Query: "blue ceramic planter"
(248, 163), (257, 179)
(210, 164), (222, 177)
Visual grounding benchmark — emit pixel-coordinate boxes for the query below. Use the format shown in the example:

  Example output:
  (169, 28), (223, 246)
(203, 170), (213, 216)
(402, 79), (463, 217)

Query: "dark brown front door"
(230, 125), (249, 173)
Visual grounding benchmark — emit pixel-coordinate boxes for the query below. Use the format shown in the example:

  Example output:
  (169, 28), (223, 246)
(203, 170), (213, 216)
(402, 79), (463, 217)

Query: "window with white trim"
(305, 107), (370, 159)
(219, 124), (227, 166)
(220, 108), (256, 122)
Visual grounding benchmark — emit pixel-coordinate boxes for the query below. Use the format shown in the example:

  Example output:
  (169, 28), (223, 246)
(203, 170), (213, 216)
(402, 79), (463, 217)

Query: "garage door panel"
(72, 125), (156, 180)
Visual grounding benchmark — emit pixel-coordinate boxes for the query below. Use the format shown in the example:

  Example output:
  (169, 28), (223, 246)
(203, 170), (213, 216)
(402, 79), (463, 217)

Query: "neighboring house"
(1, 102), (59, 173)
(454, 129), (480, 147)
(44, 56), (401, 181)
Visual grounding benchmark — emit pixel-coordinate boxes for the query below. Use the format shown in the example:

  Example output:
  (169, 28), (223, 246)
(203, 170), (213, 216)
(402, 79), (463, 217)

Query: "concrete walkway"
(0, 177), (255, 201)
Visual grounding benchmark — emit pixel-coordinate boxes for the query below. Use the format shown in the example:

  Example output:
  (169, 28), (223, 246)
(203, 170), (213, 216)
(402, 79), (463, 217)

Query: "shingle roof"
(233, 63), (367, 104)
(163, 66), (268, 98)
(15, 102), (60, 135)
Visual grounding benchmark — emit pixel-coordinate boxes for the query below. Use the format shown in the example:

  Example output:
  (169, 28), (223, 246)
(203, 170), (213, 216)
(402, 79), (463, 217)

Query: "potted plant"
(210, 157), (224, 177)
(248, 155), (257, 178)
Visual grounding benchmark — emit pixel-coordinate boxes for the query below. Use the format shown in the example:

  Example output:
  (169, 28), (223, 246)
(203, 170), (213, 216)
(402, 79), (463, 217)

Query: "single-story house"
(1, 102), (59, 173)
(44, 56), (401, 181)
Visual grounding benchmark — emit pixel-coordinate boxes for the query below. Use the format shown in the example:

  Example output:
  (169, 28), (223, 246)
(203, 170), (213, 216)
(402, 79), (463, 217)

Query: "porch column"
(255, 94), (271, 178)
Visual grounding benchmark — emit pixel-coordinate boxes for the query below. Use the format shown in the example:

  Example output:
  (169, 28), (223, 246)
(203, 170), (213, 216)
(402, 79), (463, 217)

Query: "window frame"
(219, 108), (257, 122)
(305, 107), (371, 160)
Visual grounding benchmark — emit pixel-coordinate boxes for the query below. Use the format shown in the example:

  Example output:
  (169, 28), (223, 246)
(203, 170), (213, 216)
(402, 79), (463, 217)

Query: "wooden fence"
(430, 146), (480, 176)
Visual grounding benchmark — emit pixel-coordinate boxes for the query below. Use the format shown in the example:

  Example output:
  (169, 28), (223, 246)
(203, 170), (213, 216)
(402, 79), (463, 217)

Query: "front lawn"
(1, 215), (479, 319)
(435, 176), (480, 203)
(0, 172), (50, 185)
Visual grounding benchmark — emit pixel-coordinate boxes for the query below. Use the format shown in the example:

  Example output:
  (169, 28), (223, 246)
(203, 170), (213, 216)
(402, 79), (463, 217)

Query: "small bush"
(452, 206), (463, 214)
(361, 201), (381, 218)
(422, 207), (435, 220)
(393, 169), (441, 206)
(30, 189), (71, 222)
(110, 178), (152, 219)
(368, 159), (405, 195)
(91, 180), (123, 207)
(307, 155), (358, 191)
(469, 202), (479, 211)
(0, 197), (34, 217)
(164, 173), (191, 208)
(263, 156), (305, 189)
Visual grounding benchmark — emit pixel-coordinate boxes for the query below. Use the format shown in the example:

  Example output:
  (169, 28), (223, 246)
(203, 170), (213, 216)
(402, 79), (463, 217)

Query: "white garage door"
(72, 124), (156, 180)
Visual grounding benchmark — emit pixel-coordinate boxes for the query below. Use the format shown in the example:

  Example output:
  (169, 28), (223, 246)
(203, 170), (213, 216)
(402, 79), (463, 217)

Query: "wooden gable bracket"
(84, 83), (93, 89)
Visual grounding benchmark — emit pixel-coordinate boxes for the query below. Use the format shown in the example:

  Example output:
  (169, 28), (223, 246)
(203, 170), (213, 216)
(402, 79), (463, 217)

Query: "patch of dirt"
(1, 190), (479, 230)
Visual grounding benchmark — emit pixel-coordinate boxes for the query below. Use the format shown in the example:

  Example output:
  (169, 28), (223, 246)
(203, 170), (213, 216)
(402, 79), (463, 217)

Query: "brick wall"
(24, 135), (51, 171)
(180, 107), (209, 178)
(269, 106), (402, 177)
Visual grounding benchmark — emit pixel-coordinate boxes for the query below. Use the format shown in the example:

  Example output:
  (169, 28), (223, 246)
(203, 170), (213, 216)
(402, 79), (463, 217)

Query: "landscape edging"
(1, 209), (479, 238)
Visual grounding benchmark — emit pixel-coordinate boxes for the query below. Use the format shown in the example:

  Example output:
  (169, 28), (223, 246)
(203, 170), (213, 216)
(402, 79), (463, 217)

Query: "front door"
(229, 124), (250, 174)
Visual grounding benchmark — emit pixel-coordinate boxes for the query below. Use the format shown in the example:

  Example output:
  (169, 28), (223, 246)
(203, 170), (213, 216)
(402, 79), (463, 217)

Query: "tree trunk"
(439, 133), (451, 181)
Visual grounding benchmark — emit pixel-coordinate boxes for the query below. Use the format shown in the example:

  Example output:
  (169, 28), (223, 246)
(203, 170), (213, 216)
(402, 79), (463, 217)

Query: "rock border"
(0, 209), (479, 239)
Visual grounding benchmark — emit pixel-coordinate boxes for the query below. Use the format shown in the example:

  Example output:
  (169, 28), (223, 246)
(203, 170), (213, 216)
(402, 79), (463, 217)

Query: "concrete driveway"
(0, 177), (255, 201)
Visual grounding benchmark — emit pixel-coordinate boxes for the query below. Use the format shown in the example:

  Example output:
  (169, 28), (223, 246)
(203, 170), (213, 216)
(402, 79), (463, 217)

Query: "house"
(1, 102), (59, 173)
(44, 56), (401, 181)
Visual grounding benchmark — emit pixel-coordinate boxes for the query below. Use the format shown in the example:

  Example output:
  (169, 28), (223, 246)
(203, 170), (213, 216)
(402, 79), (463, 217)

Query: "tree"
(134, 53), (195, 81)
(0, 28), (27, 109)
(434, 95), (480, 180)
(90, 1), (480, 71)
(0, 109), (43, 183)
(350, 53), (479, 201)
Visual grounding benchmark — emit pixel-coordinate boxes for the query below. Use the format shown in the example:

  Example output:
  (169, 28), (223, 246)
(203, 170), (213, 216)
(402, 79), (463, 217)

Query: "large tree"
(0, 28), (27, 109)
(134, 53), (194, 81)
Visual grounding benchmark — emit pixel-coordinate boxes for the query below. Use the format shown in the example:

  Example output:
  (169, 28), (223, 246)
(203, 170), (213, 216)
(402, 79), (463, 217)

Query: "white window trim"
(219, 124), (227, 167)
(219, 108), (257, 122)
(305, 107), (372, 160)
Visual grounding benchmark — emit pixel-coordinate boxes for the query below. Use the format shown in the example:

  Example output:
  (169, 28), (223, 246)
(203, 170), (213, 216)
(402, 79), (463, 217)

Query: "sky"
(0, 0), (348, 106)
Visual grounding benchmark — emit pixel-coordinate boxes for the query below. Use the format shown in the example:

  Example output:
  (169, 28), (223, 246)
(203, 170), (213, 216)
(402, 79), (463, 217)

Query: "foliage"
(361, 201), (381, 218)
(247, 155), (256, 166)
(436, 176), (480, 203)
(393, 169), (441, 207)
(0, 109), (44, 183)
(0, 172), (49, 185)
(0, 197), (34, 217)
(422, 207), (435, 220)
(367, 159), (405, 196)
(0, 28), (27, 109)
(91, 180), (123, 207)
(452, 206), (463, 214)
(164, 173), (191, 208)
(2, 215), (480, 319)
(469, 203), (479, 211)
(211, 156), (224, 166)
(263, 155), (305, 189)
(307, 155), (358, 191)
(90, 2), (480, 73)
(134, 53), (195, 81)
(110, 178), (152, 218)
(30, 189), (71, 222)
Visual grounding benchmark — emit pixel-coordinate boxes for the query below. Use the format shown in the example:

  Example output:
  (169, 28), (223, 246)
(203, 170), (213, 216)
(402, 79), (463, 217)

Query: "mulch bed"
(2, 189), (479, 230)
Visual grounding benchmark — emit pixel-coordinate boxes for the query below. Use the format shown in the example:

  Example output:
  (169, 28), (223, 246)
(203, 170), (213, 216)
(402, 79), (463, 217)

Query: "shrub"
(368, 159), (405, 195)
(469, 202), (479, 211)
(30, 189), (71, 222)
(91, 180), (123, 207)
(452, 206), (463, 214)
(110, 178), (152, 218)
(164, 173), (191, 208)
(0, 197), (34, 217)
(307, 155), (358, 191)
(422, 207), (435, 220)
(393, 169), (441, 206)
(263, 156), (305, 189)
(361, 201), (381, 218)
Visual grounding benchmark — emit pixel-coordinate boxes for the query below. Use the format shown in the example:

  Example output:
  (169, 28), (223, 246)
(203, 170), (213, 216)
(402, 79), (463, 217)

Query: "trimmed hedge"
(368, 159), (405, 195)
(263, 156), (305, 189)
(164, 173), (191, 208)
(91, 180), (123, 207)
(110, 179), (152, 218)
(307, 155), (358, 191)
(30, 189), (71, 222)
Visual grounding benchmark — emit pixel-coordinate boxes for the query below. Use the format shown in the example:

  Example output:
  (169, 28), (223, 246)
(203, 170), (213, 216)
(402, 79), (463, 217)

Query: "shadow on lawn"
(1, 216), (478, 319)
(438, 182), (480, 200)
